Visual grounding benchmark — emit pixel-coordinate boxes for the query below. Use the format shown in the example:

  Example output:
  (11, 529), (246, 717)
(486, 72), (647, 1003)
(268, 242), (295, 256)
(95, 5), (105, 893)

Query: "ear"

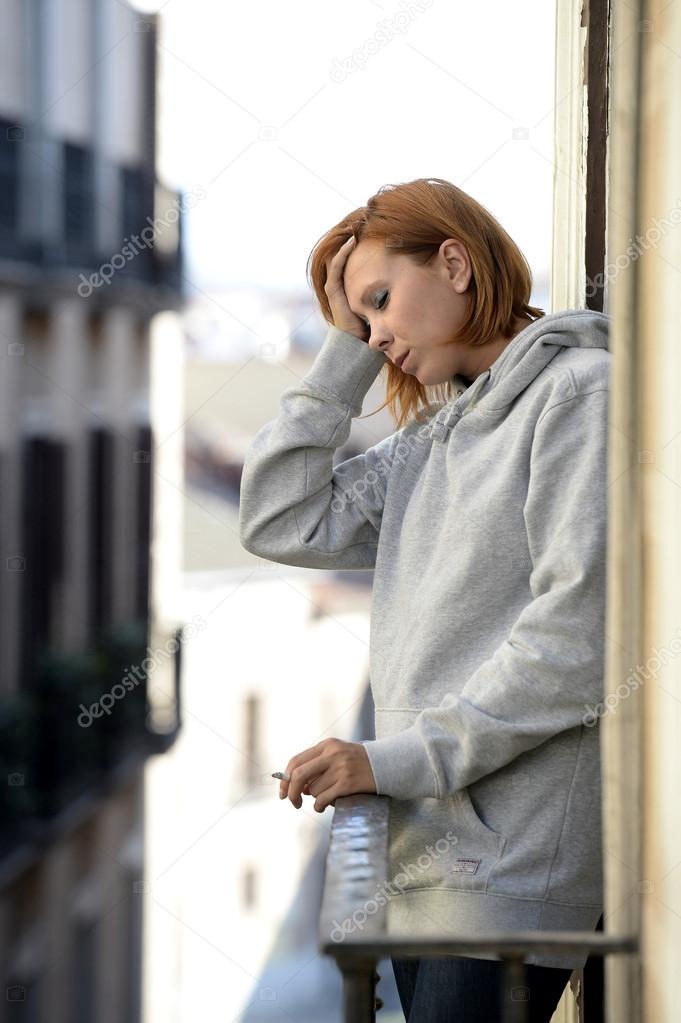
(439, 238), (472, 292)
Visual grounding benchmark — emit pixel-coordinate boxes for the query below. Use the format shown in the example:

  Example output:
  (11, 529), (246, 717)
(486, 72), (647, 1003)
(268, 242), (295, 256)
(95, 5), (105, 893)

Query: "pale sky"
(133, 0), (557, 296)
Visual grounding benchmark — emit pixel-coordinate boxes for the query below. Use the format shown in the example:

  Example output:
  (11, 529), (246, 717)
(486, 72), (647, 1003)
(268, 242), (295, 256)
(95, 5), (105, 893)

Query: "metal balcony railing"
(0, 118), (183, 296)
(318, 794), (637, 1023)
(0, 622), (184, 864)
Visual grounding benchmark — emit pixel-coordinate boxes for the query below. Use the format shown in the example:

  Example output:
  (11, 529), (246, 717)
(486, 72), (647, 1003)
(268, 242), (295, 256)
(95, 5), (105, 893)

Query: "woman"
(238, 177), (609, 1021)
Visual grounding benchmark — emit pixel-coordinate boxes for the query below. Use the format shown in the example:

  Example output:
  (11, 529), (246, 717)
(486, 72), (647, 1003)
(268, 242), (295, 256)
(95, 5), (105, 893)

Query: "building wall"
(0, 1), (29, 122)
(0, 778), (145, 1023)
(0, 3), (184, 1022)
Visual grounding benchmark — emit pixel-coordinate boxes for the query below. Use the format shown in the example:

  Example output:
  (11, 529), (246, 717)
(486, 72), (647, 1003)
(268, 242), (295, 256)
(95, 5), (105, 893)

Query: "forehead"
(343, 238), (394, 302)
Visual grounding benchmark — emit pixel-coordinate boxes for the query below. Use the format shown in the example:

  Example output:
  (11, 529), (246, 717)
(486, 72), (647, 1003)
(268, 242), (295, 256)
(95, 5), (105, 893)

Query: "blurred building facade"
(0, 2), (185, 1021)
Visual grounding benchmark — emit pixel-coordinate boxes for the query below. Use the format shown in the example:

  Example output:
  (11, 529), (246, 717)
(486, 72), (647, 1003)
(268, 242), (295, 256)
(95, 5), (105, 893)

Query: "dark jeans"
(391, 954), (573, 1022)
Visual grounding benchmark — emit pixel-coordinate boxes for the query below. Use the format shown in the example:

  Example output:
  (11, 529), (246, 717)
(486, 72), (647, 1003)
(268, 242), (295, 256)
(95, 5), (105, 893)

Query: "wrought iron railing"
(318, 794), (637, 1023)
(0, 119), (183, 296)
(0, 622), (184, 862)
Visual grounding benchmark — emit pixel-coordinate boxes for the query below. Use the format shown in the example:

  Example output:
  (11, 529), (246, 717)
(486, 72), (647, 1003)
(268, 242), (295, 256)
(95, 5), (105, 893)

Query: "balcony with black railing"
(0, 620), (184, 874)
(0, 117), (183, 300)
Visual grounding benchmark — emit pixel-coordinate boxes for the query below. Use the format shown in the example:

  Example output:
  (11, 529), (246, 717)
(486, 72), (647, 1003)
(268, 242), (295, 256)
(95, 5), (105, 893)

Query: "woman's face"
(343, 236), (476, 385)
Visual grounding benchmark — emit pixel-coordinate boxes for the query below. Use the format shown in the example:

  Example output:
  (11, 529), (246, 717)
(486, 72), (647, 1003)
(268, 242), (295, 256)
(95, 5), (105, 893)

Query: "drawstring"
(429, 404), (463, 443)
(428, 369), (492, 443)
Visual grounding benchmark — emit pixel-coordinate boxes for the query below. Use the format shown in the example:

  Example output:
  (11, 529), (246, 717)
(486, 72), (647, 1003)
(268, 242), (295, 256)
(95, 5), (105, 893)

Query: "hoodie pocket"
(388, 788), (507, 897)
(432, 787), (508, 894)
(455, 786), (507, 861)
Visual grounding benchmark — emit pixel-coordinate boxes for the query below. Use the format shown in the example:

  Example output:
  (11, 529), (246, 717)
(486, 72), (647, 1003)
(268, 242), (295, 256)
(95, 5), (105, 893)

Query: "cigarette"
(272, 770), (291, 781)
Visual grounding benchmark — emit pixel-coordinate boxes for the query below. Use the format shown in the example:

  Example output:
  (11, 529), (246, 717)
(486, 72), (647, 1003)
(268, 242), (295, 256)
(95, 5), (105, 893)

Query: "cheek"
(396, 301), (429, 337)
(414, 299), (445, 330)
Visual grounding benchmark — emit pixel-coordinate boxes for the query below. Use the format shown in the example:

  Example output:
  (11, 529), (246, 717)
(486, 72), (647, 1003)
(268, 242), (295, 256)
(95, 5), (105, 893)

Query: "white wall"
(143, 569), (372, 1023)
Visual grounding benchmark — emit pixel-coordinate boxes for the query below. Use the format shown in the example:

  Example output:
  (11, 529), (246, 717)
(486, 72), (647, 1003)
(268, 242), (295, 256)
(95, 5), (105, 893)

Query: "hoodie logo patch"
(450, 858), (481, 874)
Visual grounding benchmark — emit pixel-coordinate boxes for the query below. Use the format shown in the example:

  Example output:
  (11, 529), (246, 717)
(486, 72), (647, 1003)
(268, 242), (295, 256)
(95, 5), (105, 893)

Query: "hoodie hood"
(427, 308), (610, 442)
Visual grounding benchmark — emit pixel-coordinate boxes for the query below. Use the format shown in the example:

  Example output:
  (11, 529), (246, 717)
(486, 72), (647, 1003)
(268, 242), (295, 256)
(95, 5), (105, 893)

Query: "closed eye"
(361, 290), (389, 330)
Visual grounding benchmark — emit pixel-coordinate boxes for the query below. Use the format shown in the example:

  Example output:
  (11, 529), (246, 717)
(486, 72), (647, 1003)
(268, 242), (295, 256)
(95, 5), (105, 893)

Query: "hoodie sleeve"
(359, 386), (609, 800)
(238, 325), (394, 570)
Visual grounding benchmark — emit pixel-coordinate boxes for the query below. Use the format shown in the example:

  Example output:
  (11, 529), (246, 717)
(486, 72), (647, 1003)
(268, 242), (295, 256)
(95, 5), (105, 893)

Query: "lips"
(395, 350), (410, 370)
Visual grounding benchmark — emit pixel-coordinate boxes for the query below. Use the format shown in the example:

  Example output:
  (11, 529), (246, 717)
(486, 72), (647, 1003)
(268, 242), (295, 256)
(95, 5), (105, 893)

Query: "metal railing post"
(501, 956), (530, 1023)
(318, 796), (638, 1019)
(337, 955), (378, 1023)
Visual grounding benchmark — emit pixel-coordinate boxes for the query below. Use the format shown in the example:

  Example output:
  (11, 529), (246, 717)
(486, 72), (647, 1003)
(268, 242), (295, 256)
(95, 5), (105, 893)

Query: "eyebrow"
(352, 281), (385, 313)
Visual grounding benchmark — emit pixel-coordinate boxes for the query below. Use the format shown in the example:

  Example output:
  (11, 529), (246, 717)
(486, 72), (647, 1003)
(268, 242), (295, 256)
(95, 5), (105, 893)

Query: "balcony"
(318, 795), (638, 1023)
(0, 118), (183, 302)
(0, 620), (183, 880)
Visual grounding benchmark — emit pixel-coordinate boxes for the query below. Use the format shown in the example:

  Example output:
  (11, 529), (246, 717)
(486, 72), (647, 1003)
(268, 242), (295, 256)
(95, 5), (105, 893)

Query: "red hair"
(306, 177), (545, 429)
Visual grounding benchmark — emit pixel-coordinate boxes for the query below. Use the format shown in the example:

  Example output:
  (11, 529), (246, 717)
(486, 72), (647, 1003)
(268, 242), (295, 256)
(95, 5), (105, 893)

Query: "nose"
(367, 325), (393, 354)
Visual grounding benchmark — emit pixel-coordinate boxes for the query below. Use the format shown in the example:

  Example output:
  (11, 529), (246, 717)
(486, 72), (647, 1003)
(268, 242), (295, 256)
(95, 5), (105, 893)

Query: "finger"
(279, 743), (325, 798)
(284, 780), (313, 802)
(281, 781), (310, 800)
(331, 236), (355, 260)
(288, 757), (331, 808)
(280, 738), (338, 800)
(313, 781), (341, 814)
(288, 763), (325, 808)
(325, 237), (355, 277)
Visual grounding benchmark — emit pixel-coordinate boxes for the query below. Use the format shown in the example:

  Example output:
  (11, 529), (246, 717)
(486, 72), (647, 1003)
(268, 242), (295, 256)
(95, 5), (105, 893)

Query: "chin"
(415, 369), (445, 386)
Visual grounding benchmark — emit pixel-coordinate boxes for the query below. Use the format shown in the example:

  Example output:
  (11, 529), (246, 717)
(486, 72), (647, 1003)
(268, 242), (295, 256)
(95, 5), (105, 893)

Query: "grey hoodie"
(239, 308), (610, 969)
